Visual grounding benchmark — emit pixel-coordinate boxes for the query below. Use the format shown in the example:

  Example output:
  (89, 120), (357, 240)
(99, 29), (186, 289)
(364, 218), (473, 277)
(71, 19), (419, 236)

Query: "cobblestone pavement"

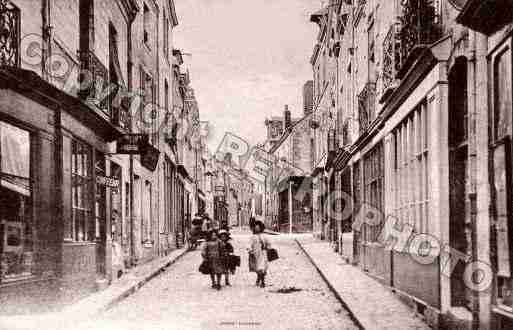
(76, 234), (358, 330)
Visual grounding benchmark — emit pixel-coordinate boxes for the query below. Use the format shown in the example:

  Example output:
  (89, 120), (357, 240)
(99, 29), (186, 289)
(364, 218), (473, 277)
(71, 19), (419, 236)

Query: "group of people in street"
(200, 217), (272, 290)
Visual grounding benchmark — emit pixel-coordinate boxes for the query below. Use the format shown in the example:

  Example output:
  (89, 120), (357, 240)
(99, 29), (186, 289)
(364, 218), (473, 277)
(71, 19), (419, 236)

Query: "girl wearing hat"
(249, 221), (271, 288)
(218, 229), (234, 286)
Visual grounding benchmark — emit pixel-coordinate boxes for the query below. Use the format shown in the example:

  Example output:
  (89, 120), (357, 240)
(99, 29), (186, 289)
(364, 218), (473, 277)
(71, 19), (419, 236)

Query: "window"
(143, 4), (151, 48)
(363, 143), (384, 242)
(142, 180), (152, 242)
(140, 68), (156, 144)
(69, 139), (93, 241)
(368, 19), (375, 81)
(0, 1), (20, 67)
(110, 162), (122, 242)
(0, 121), (33, 281)
(124, 182), (130, 244)
(353, 160), (361, 229)
(163, 11), (169, 59)
(391, 103), (429, 233)
(494, 47), (512, 142)
(164, 79), (169, 114)
(163, 158), (174, 234)
(94, 151), (106, 242)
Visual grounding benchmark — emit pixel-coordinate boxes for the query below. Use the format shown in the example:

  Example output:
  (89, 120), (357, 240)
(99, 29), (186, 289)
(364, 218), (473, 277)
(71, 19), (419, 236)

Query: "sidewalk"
(0, 248), (187, 330)
(295, 236), (429, 330)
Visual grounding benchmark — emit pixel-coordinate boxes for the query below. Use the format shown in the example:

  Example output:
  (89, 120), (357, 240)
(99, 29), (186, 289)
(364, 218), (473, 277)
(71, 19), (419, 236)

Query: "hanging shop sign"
(141, 142), (160, 172)
(96, 175), (120, 189)
(116, 134), (148, 154)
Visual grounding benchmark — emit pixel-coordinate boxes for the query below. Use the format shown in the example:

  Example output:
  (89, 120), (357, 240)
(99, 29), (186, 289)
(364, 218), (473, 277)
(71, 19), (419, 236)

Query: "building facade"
(0, 0), (211, 314)
(305, 0), (513, 328)
(264, 105), (313, 233)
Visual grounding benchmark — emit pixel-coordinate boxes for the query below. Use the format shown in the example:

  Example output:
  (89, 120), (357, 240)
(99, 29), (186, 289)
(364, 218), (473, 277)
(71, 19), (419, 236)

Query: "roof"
(168, 0), (179, 26)
(310, 7), (328, 24)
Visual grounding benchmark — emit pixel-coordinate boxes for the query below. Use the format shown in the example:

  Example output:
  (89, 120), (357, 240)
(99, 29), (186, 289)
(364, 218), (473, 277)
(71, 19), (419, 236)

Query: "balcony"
(397, 0), (442, 78)
(78, 50), (110, 116)
(358, 82), (376, 135)
(381, 23), (401, 101)
(111, 96), (131, 131)
(0, 0), (20, 67)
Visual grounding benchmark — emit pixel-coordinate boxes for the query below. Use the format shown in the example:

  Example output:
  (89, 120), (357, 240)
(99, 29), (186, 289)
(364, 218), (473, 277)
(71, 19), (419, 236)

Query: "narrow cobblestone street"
(76, 234), (358, 330)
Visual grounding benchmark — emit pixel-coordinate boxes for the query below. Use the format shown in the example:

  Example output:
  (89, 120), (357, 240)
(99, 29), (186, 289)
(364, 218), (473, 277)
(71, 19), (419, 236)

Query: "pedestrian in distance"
(248, 220), (271, 288)
(249, 216), (256, 233)
(201, 230), (224, 290)
(218, 229), (234, 286)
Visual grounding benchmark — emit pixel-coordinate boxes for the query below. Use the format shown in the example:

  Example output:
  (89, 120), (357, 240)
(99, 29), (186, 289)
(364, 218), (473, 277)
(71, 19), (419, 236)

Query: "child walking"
(218, 229), (234, 286)
(201, 230), (224, 290)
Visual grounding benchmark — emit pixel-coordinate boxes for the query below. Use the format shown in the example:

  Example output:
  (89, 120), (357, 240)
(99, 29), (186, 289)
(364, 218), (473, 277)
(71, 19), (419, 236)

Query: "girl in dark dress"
(218, 229), (234, 286)
(201, 230), (224, 290)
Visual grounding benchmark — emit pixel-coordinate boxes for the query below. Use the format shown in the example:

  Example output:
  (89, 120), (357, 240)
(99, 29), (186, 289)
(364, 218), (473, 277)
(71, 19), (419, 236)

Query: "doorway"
(448, 57), (471, 308)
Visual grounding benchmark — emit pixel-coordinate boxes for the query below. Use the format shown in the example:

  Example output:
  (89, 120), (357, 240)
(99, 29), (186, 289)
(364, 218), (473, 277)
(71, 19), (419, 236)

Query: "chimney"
(303, 81), (313, 116)
(284, 105), (291, 129)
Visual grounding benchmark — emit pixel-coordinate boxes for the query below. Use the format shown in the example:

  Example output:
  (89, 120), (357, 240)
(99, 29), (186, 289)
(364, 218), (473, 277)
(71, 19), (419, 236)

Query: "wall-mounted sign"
(116, 134), (148, 154)
(96, 175), (120, 188)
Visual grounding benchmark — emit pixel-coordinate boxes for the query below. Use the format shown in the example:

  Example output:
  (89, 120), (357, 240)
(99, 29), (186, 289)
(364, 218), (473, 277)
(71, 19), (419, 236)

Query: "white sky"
(174, 0), (320, 151)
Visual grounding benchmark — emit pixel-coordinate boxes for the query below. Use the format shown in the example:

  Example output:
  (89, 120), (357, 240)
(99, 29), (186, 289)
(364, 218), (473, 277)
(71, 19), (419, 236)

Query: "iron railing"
(398, 0), (442, 72)
(78, 50), (110, 115)
(358, 82), (376, 135)
(0, 0), (20, 67)
(382, 23), (402, 93)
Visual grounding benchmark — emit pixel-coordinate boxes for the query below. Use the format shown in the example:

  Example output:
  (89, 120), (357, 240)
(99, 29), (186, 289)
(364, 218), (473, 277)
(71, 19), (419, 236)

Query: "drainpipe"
(473, 30), (491, 330)
(41, 0), (52, 80)
(156, 9), (160, 258)
(128, 15), (135, 267)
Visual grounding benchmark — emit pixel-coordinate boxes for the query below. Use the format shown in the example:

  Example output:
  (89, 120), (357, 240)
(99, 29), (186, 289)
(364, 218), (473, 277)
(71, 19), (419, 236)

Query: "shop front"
(0, 66), (125, 312)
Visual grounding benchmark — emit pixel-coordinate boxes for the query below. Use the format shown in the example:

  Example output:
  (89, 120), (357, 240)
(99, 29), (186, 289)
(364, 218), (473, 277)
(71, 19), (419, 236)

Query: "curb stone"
(295, 239), (365, 330)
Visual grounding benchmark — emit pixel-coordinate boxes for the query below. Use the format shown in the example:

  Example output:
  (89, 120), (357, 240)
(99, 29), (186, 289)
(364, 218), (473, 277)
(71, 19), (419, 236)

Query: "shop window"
(69, 139), (93, 241)
(124, 181), (130, 246)
(363, 143), (384, 242)
(390, 102), (429, 234)
(110, 162), (122, 242)
(94, 151), (106, 242)
(491, 41), (513, 307)
(0, 121), (32, 282)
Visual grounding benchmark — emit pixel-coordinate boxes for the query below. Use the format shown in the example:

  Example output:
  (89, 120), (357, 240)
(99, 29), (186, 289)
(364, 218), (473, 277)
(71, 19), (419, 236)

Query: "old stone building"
(264, 104), (313, 233)
(306, 0), (513, 328)
(0, 0), (212, 314)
